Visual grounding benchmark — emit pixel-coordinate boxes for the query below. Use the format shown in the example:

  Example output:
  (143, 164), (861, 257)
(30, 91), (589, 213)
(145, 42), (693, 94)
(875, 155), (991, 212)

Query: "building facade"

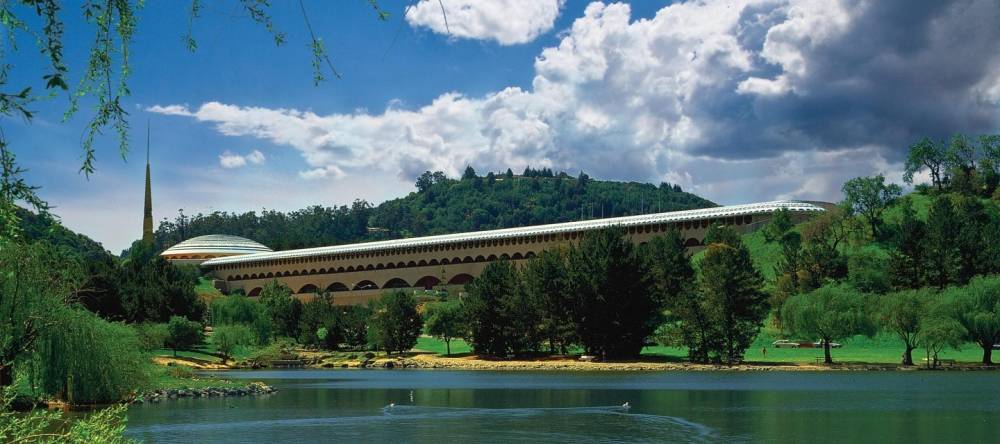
(200, 200), (827, 305)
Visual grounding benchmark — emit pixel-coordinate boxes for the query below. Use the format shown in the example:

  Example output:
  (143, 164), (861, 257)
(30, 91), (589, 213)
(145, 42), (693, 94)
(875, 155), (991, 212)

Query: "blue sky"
(6, 0), (1000, 252)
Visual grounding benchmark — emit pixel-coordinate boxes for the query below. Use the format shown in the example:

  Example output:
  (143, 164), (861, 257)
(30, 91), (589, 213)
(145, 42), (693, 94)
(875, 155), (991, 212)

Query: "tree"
(567, 227), (658, 359)
(258, 280), (301, 339)
(923, 196), (960, 288)
(462, 165), (478, 180)
(118, 242), (205, 323)
(336, 305), (371, 349)
(645, 230), (710, 361)
(878, 289), (931, 366)
(213, 324), (253, 364)
(35, 308), (147, 403)
(782, 284), (875, 364)
(698, 228), (768, 364)
(298, 293), (336, 347)
(917, 315), (966, 369)
(134, 323), (169, 352)
(0, 242), (83, 386)
(841, 174), (902, 239)
(888, 197), (926, 289)
(523, 249), (575, 354)
(211, 294), (272, 345)
(903, 137), (947, 190)
(369, 290), (423, 354)
(763, 208), (793, 242)
(166, 316), (203, 357)
(847, 250), (891, 294)
(463, 260), (523, 356)
(947, 276), (1000, 365)
(425, 303), (465, 356)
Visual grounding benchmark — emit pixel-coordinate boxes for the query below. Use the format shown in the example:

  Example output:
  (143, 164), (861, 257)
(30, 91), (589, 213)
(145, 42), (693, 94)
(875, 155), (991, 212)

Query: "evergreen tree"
(645, 230), (707, 361)
(523, 249), (575, 353)
(369, 290), (423, 354)
(923, 196), (960, 288)
(258, 280), (302, 339)
(566, 227), (657, 359)
(888, 198), (926, 289)
(698, 228), (768, 364)
(463, 260), (523, 356)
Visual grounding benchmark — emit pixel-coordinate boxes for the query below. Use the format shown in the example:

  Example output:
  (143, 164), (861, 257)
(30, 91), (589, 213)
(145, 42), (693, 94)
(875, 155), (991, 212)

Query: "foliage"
(165, 316), (203, 357)
(336, 305), (371, 349)
(877, 289), (931, 365)
(916, 315), (966, 369)
(903, 137), (948, 190)
(567, 227), (659, 359)
(1, 386), (135, 444)
(212, 324), (253, 363)
(154, 170), (714, 252)
(945, 276), (1000, 364)
(258, 280), (302, 339)
(762, 208), (793, 242)
(425, 302), (465, 356)
(211, 295), (272, 345)
(462, 260), (527, 356)
(297, 294), (340, 349)
(847, 249), (891, 294)
(368, 290), (423, 354)
(841, 174), (902, 239)
(523, 249), (575, 354)
(781, 284), (876, 364)
(0, 241), (83, 386)
(133, 323), (169, 352)
(34, 308), (147, 404)
(697, 228), (768, 364)
(118, 242), (205, 323)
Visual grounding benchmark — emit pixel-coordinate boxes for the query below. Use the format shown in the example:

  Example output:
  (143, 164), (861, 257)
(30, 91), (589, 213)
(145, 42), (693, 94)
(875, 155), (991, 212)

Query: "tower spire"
(142, 120), (154, 246)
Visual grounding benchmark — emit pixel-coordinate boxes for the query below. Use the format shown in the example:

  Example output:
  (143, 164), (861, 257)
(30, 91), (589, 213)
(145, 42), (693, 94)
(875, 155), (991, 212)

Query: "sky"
(6, 0), (1000, 253)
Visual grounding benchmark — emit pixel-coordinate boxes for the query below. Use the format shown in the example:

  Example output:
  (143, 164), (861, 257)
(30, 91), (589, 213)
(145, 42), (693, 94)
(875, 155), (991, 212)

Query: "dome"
(160, 234), (272, 265)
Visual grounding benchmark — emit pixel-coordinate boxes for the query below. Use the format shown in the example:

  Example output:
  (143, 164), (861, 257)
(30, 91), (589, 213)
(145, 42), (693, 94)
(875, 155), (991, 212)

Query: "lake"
(125, 369), (999, 443)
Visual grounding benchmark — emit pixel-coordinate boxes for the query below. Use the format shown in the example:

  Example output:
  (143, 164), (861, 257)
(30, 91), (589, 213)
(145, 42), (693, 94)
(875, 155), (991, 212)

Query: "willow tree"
(0, 242), (83, 386)
(782, 284), (876, 364)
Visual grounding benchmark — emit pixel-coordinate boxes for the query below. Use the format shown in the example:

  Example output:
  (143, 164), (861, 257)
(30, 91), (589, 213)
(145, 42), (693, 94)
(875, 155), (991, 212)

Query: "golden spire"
(142, 121), (154, 246)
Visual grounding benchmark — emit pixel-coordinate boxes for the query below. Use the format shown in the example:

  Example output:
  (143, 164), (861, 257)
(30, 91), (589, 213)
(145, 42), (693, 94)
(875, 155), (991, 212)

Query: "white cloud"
(218, 149), (266, 169)
(150, 0), (1000, 206)
(406, 0), (564, 45)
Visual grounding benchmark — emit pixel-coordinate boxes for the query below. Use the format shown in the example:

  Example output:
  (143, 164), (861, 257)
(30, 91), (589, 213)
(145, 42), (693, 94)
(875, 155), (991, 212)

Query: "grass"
(195, 277), (225, 300)
(414, 334), (992, 365)
(143, 365), (243, 392)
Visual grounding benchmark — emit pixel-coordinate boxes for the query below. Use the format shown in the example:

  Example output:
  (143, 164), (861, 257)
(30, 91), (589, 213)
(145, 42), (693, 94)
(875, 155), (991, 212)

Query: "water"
(126, 370), (1000, 443)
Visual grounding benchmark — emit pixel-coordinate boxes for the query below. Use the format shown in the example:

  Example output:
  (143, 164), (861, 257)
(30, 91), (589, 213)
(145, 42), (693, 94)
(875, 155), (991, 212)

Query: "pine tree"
(923, 196), (960, 288)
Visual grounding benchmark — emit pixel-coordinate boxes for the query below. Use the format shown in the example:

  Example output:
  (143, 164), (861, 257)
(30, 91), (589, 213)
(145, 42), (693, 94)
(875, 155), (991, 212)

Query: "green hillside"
(154, 168), (715, 252)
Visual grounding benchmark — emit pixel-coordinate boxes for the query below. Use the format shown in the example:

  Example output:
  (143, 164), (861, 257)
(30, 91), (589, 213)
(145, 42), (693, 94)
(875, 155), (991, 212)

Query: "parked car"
(813, 340), (842, 348)
(772, 340), (799, 349)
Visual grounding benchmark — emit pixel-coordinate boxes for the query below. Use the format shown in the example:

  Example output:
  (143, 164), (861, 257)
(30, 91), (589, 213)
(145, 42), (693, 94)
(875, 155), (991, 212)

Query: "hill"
(16, 207), (111, 260)
(153, 168), (715, 252)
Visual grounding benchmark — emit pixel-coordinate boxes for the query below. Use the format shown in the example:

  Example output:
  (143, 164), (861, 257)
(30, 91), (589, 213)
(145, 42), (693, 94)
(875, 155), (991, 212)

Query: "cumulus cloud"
(151, 0), (1000, 204)
(406, 0), (564, 45)
(218, 149), (266, 169)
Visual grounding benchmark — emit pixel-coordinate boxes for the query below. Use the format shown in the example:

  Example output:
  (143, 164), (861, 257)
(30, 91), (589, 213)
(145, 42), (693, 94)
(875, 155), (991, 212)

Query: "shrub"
(212, 324), (253, 364)
(166, 316), (203, 357)
(134, 323), (169, 351)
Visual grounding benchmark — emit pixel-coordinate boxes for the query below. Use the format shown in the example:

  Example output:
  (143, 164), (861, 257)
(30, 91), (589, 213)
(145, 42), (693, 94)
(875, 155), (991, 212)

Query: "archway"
(326, 282), (349, 292)
(684, 238), (702, 248)
(353, 280), (379, 291)
(247, 287), (263, 297)
(414, 276), (441, 290)
(447, 274), (474, 285)
(298, 284), (319, 294)
(383, 278), (411, 289)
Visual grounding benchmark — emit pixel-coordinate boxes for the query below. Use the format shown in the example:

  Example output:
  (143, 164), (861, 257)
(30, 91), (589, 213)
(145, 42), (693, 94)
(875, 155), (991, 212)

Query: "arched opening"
(266, 272), (274, 278)
(298, 284), (319, 294)
(376, 263), (385, 270)
(407, 261), (417, 267)
(386, 262), (396, 269)
(346, 266), (355, 272)
(309, 269), (317, 275)
(475, 255), (486, 262)
(414, 276), (441, 290)
(525, 251), (536, 259)
(487, 254), (498, 261)
(463, 256), (474, 263)
(500, 253), (510, 260)
(418, 260), (428, 266)
(326, 282), (349, 292)
(353, 280), (379, 291)
(291, 270), (300, 276)
(448, 274), (474, 285)
(336, 266), (345, 272)
(319, 268), (327, 274)
(250, 273), (259, 279)
(397, 262), (406, 268)
(242, 274), (250, 280)
(365, 264), (375, 271)
(383, 278), (411, 289)
(441, 258), (450, 265)
(429, 259), (439, 266)
(452, 257), (461, 264)
(247, 287), (263, 297)
(684, 238), (702, 248)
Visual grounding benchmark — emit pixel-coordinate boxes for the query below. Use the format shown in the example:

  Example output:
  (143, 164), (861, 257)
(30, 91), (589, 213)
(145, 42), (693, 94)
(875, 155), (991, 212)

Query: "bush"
(212, 324), (253, 363)
(848, 250), (891, 294)
(211, 295), (272, 345)
(369, 290), (423, 354)
(34, 308), (148, 403)
(166, 316), (203, 357)
(134, 323), (169, 351)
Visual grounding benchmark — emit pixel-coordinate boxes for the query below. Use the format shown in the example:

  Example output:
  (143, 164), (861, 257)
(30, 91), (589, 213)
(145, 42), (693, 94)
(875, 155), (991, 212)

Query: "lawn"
(414, 333), (992, 365)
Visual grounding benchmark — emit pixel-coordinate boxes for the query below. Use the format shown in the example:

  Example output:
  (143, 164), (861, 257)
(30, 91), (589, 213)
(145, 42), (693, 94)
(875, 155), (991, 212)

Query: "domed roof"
(160, 234), (272, 258)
